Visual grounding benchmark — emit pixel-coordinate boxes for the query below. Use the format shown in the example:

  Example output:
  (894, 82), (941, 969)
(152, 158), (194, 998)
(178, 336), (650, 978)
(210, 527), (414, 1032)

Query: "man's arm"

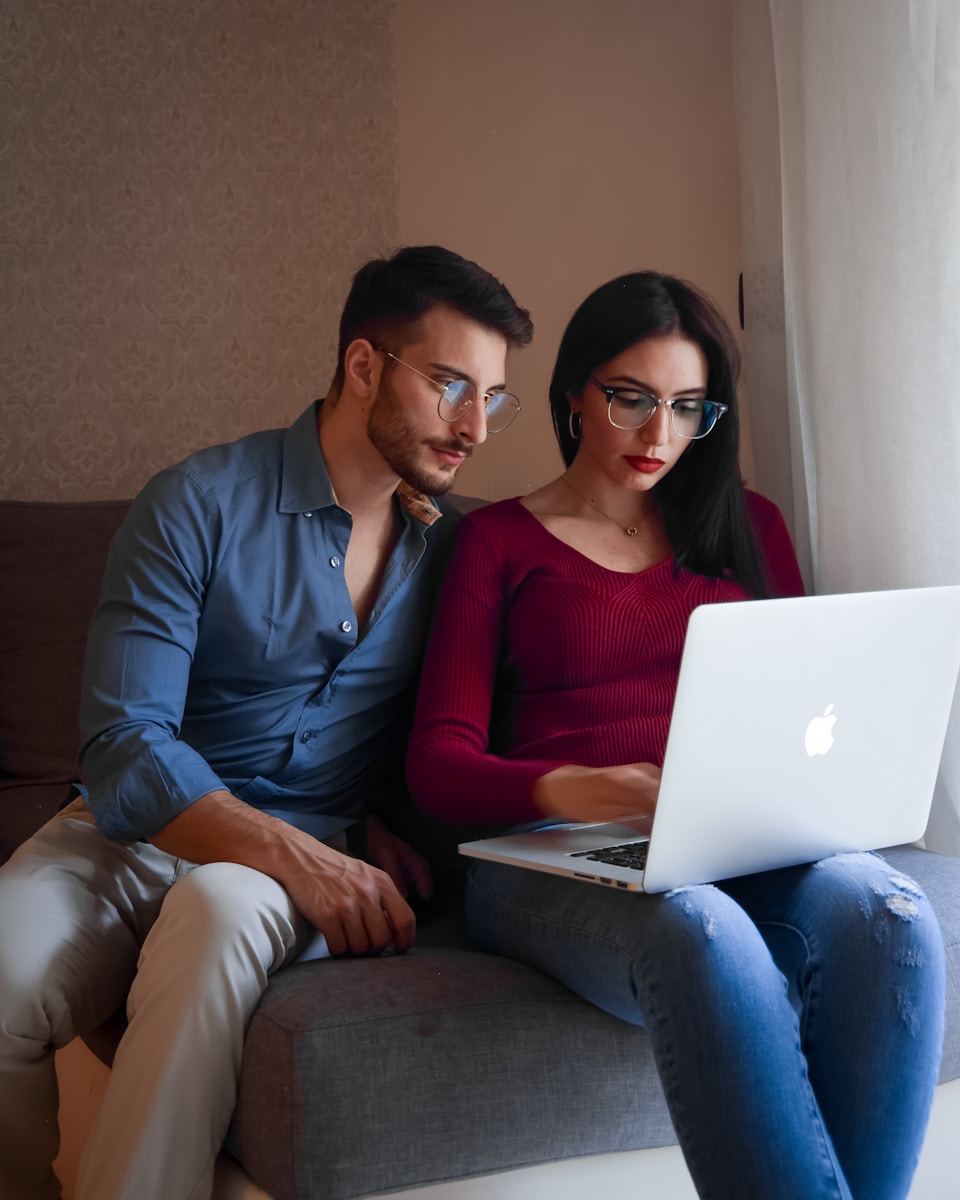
(79, 469), (227, 840)
(147, 790), (416, 955)
(82, 470), (419, 953)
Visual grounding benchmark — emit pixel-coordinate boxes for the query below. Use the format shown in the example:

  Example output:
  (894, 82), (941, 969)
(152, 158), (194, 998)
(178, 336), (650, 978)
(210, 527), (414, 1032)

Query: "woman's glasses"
(589, 377), (728, 440)
(381, 351), (521, 434)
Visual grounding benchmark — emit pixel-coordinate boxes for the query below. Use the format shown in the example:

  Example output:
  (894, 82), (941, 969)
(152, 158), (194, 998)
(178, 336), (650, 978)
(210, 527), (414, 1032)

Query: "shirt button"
(303, 511), (313, 518)
(329, 556), (341, 568)
(301, 730), (316, 744)
(340, 619), (353, 633)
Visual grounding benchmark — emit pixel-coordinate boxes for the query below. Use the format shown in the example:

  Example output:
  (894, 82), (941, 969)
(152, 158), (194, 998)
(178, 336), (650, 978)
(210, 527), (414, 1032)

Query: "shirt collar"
(279, 400), (443, 527)
(396, 481), (443, 528)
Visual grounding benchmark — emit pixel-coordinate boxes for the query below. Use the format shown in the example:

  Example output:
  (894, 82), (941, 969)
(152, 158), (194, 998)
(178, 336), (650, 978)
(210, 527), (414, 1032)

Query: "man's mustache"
(427, 439), (473, 457)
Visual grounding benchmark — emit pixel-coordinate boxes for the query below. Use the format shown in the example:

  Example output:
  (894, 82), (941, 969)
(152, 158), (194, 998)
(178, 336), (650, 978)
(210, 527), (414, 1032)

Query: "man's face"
(367, 306), (509, 495)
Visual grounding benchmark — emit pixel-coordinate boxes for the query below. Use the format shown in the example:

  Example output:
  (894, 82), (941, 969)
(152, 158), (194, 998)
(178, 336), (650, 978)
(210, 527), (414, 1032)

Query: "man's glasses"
(589, 377), (728, 440)
(380, 350), (521, 434)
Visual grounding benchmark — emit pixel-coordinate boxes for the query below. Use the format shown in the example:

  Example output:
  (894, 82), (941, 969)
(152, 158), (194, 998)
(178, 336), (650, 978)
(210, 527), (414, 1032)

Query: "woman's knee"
(809, 853), (941, 941)
(641, 883), (788, 989)
(786, 854), (946, 1004)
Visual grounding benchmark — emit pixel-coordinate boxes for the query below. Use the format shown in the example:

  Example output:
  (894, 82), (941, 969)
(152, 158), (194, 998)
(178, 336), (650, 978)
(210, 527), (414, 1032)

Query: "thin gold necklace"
(560, 475), (653, 538)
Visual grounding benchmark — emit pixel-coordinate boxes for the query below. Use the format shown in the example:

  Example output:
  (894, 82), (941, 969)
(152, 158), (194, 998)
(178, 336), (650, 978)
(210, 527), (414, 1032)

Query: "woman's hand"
(531, 763), (661, 828)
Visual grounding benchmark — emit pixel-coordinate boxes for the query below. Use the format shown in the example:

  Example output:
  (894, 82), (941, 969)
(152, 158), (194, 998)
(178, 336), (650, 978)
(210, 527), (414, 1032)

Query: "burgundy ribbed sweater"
(407, 492), (804, 826)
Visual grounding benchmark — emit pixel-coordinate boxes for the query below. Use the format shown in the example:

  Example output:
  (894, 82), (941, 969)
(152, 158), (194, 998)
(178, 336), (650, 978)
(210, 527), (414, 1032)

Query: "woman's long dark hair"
(549, 271), (768, 598)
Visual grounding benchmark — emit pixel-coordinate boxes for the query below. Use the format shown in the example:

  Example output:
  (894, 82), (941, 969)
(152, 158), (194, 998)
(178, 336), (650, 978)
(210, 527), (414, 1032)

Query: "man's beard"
(367, 380), (472, 496)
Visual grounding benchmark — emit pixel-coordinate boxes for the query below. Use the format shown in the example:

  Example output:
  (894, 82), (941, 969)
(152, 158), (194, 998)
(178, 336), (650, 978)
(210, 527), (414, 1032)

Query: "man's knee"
(0, 870), (133, 1043)
(0, 930), (56, 1039)
(148, 862), (300, 969)
(0, 870), (74, 1010)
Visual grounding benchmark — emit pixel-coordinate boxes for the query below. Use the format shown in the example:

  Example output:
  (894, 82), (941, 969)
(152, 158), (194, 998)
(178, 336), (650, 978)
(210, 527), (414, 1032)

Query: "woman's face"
(569, 333), (709, 491)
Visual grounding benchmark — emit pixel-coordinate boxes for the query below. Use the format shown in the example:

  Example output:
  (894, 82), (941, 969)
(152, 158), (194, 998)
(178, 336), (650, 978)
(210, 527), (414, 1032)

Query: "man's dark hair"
(549, 270), (768, 598)
(331, 245), (533, 392)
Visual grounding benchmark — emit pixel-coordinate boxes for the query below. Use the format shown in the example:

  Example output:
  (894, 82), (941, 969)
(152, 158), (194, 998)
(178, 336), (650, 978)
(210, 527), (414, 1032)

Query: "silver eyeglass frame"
(379, 349), (521, 433)
(588, 376), (728, 440)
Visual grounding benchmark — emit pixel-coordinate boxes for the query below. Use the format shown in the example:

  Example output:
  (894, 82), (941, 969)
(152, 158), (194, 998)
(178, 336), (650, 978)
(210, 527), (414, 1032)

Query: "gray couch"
(3, 497), (959, 1200)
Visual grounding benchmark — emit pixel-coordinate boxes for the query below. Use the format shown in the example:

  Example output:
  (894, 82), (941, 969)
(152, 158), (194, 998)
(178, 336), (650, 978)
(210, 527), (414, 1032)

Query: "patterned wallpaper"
(0, 0), (398, 501)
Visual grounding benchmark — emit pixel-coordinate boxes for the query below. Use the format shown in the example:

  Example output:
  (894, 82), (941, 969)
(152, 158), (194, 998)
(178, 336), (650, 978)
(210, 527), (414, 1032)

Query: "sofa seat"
(230, 911), (672, 1199)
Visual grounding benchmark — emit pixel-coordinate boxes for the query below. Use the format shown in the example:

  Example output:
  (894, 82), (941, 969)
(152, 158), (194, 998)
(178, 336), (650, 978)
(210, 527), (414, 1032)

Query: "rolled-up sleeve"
(79, 469), (226, 841)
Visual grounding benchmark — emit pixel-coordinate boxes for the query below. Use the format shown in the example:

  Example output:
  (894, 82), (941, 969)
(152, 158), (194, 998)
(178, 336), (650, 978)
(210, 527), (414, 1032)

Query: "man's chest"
(342, 506), (402, 632)
(188, 516), (429, 690)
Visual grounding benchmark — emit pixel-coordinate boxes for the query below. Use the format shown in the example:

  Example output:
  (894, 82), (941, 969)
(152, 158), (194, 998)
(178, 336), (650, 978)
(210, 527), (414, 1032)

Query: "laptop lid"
(461, 586), (960, 894)
(641, 585), (960, 890)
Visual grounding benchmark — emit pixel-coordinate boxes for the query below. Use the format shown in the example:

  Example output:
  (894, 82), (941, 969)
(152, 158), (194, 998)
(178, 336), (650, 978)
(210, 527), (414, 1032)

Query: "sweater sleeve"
(745, 490), (806, 598)
(406, 513), (564, 826)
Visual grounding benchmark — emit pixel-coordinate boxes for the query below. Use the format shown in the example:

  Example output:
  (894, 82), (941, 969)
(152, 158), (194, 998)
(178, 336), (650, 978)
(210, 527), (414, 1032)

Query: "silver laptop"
(460, 586), (960, 893)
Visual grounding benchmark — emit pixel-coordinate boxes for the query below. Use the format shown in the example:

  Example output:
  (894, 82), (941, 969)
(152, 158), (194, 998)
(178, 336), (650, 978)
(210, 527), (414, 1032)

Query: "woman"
(407, 271), (945, 1200)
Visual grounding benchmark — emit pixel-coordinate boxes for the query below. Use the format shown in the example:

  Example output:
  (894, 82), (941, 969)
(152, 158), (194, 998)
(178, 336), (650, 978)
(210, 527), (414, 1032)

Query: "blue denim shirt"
(79, 401), (459, 842)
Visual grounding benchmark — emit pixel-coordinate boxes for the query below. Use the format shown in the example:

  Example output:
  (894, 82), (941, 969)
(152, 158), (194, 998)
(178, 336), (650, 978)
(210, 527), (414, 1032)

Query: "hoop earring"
(568, 410), (581, 440)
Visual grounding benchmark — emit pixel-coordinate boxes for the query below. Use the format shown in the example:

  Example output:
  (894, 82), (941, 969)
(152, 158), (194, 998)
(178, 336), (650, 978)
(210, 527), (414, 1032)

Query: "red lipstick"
(624, 456), (665, 474)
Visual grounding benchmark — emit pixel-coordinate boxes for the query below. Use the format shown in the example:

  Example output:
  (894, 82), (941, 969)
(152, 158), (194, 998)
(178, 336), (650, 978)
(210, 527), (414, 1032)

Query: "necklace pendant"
(626, 525), (638, 537)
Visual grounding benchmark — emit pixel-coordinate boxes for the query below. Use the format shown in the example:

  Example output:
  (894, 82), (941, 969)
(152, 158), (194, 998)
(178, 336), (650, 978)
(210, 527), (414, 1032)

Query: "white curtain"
(734, 0), (960, 854)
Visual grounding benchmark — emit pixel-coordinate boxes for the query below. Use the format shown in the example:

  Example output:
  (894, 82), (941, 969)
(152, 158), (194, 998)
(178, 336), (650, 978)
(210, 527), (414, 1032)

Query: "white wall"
(394, 0), (745, 500)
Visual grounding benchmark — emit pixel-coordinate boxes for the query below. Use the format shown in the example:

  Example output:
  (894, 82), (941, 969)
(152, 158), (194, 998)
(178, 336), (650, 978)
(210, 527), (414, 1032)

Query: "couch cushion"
(0, 500), (130, 786)
(227, 845), (960, 1200)
(228, 936), (672, 1200)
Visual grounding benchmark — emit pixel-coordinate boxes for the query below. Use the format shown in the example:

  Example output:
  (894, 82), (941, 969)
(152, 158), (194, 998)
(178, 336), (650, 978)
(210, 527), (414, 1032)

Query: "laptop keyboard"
(570, 841), (649, 871)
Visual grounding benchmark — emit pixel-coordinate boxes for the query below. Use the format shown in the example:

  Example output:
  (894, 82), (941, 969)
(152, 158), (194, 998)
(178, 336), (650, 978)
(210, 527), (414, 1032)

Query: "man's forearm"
(145, 790), (417, 956)
(146, 789), (323, 884)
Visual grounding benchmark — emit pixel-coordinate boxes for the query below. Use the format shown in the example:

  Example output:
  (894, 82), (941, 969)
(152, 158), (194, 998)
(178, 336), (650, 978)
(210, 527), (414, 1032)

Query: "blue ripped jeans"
(466, 850), (945, 1200)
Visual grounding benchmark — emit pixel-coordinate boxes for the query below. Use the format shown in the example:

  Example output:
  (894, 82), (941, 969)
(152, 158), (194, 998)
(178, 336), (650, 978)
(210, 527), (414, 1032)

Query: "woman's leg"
(722, 851), (945, 1200)
(466, 860), (854, 1200)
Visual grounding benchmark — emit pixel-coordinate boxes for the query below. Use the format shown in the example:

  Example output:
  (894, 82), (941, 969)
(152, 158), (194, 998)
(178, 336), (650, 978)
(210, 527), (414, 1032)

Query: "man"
(0, 245), (532, 1200)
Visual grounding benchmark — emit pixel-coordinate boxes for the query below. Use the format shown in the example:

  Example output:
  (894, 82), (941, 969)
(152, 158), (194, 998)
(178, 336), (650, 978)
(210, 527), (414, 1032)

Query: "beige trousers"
(0, 799), (304, 1200)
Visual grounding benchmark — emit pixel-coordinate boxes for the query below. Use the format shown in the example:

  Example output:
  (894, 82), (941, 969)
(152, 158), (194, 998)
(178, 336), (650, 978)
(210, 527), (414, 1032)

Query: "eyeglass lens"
(440, 379), (520, 433)
(608, 393), (721, 440)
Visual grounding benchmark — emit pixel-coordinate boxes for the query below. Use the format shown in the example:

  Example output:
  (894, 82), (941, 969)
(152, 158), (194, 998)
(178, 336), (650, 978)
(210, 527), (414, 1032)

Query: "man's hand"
(282, 843), (417, 957)
(364, 816), (433, 901)
(146, 790), (419, 957)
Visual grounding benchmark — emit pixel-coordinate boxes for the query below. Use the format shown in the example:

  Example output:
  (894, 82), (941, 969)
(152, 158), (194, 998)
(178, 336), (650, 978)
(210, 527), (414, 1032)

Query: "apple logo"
(804, 703), (837, 757)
